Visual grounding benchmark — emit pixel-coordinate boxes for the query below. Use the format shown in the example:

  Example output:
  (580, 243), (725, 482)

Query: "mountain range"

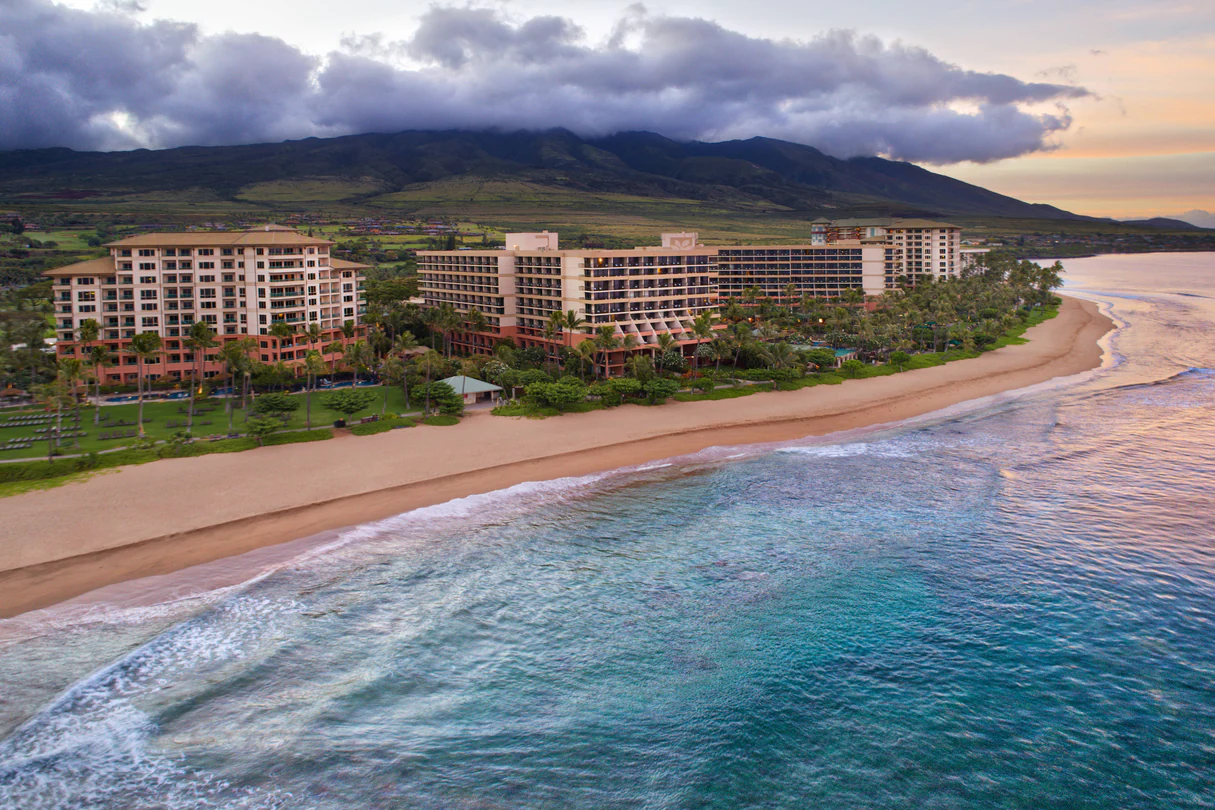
(0, 129), (1100, 222)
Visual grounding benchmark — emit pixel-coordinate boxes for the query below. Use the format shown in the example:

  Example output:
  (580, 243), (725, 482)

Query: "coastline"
(0, 295), (1114, 618)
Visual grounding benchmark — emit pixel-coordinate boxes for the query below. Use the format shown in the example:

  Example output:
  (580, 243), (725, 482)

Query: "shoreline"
(0, 296), (1114, 618)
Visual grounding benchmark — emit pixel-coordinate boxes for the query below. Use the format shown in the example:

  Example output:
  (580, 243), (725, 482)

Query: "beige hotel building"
(47, 226), (367, 385)
(419, 219), (962, 368)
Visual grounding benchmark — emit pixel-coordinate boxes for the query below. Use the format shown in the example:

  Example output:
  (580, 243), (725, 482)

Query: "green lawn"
(0, 385), (422, 460)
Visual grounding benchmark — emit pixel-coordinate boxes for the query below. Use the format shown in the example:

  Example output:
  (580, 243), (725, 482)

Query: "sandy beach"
(0, 296), (1113, 617)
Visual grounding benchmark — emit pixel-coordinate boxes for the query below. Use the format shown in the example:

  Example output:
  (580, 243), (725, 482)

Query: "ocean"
(1, 252), (1214, 809)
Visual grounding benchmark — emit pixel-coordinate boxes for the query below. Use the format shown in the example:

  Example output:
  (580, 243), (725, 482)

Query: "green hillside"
(0, 129), (1088, 221)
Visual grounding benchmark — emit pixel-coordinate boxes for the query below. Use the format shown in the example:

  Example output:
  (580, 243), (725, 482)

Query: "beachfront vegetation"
(0, 249), (1061, 492)
(481, 251), (1064, 416)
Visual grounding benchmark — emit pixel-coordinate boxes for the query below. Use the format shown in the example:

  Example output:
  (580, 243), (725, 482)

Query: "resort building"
(420, 233), (718, 375)
(46, 226), (368, 386)
(420, 220), (963, 370)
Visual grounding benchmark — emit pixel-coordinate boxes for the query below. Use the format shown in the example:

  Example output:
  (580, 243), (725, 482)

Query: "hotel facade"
(46, 226), (367, 386)
(419, 219), (962, 367)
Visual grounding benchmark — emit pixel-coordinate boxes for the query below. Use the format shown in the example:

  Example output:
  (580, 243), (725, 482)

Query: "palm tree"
(340, 320), (356, 341)
(56, 358), (85, 447)
(574, 341), (597, 382)
(544, 311), (564, 370)
(593, 325), (620, 380)
(561, 310), (585, 351)
(379, 356), (405, 415)
(324, 341), (343, 376)
(183, 321), (216, 433)
(268, 320), (295, 361)
(413, 349), (445, 416)
(85, 344), (113, 425)
(344, 340), (373, 386)
(306, 322), (323, 351)
(303, 350), (327, 430)
(655, 332), (677, 373)
(690, 312), (714, 372)
(77, 318), (100, 350)
(464, 308), (489, 352)
(218, 339), (249, 434)
(126, 332), (162, 436)
(392, 331), (419, 411)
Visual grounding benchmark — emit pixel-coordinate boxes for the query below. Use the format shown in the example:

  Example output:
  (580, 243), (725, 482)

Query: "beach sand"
(0, 296), (1113, 617)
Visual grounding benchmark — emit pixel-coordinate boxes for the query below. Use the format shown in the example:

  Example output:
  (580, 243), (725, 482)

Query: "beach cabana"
(440, 375), (503, 405)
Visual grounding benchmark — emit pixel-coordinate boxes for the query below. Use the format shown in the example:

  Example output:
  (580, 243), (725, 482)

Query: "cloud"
(0, 0), (1090, 164)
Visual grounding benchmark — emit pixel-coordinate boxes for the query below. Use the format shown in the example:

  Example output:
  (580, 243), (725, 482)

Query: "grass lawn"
(0, 385), (422, 460)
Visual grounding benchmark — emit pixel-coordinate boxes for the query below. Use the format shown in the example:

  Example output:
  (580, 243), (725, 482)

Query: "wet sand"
(0, 296), (1113, 617)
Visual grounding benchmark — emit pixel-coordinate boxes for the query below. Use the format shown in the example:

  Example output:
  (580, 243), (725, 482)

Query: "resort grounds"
(0, 295), (1113, 617)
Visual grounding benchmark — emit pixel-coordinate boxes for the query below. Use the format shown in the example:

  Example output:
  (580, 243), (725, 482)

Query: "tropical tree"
(412, 349), (446, 415)
(378, 355), (405, 414)
(655, 332), (677, 373)
(245, 415), (282, 446)
(324, 341), (343, 376)
(890, 350), (911, 372)
(689, 312), (714, 372)
(56, 358), (85, 446)
(218, 339), (251, 433)
(344, 340), (373, 386)
(85, 344), (113, 425)
(322, 388), (377, 423)
(303, 350), (327, 430)
(593, 325), (620, 380)
(183, 321), (216, 433)
(392, 331), (419, 410)
(126, 332), (162, 436)
(561, 310), (586, 350)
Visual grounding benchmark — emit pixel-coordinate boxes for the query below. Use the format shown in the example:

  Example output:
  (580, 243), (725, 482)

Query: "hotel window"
(77, 291), (95, 301)
(139, 276), (156, 284)
(179, 274), (192, 283)
(203, 314), (218, 325)
(179, 261), (192, 270)
(164, 249), (177, 257)
(78, 277), (95, 285)
(222, 261), (234, 270)
(198, 289), (215, 298)
(119, 250), (131, 257)
(79, 304), (96, 313)
(139, 263), (155, 271)
(141, 317), (159, 327)
(105, 276), (116, 284)
(222, 273), (235, 282)
(198, 249), (214, 256)
(201, 301), (217, 309)
(199, 275), (215, 283)
(119, 262), (132, 271)
(141, 303), (158, 311)
(138, 249), (155, 257)
(221, 248), (234, 256)
(164, 261), (177, 270)
(164, 274), (177, 283)
(199, 262), (215, 270)
(140, 289), (157, 299)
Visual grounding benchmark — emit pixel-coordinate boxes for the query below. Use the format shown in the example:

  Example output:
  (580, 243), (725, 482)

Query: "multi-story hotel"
(419, 219), (962, 367)
(420, 232), (718, 375)
(46, 226), (367, 386)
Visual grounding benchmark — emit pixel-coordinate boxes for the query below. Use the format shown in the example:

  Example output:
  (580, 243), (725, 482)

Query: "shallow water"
(2, 253), (1214, 809)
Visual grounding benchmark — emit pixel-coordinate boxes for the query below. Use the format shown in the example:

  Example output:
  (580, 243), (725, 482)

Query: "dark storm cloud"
(0, 0), (1090, 163)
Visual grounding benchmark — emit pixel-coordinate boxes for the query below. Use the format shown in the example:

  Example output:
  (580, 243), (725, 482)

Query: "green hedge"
(350, 418), (415, 436)
(422, 414), (460, 426)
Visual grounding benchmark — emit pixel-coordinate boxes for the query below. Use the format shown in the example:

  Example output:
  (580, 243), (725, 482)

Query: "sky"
(3, 0), (1213, 219)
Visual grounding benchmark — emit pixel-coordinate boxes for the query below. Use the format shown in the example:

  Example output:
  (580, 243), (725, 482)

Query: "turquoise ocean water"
(1, 253), (1214, 809)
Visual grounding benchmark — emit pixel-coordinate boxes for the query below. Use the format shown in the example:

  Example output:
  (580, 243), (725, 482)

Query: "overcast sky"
(5, 0), (1213, 217)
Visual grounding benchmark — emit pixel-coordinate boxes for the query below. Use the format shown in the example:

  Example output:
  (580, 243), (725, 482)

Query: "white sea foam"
(0, 597), (296, 809)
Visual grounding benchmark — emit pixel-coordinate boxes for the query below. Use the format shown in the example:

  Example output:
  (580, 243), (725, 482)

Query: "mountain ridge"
(0, 128), (1090, 221)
